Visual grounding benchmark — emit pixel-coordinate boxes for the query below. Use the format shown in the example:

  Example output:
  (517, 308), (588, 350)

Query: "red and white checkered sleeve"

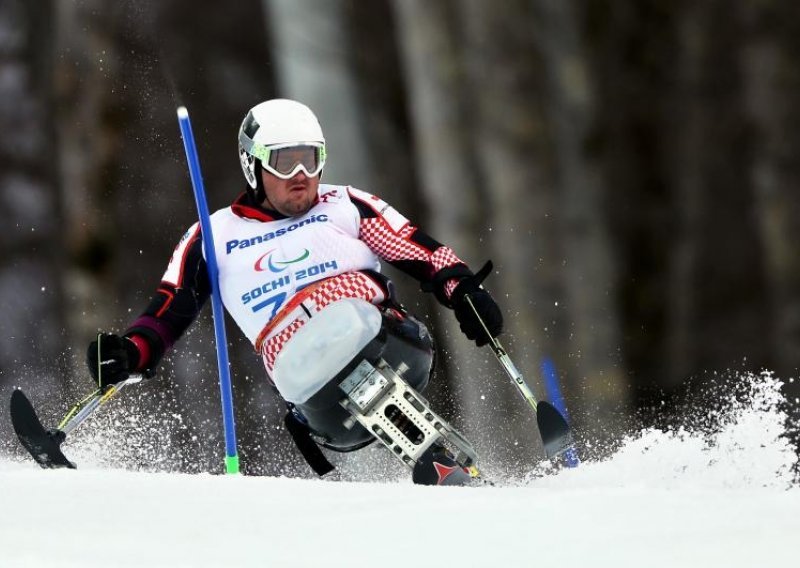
(348, 187), (467, 299)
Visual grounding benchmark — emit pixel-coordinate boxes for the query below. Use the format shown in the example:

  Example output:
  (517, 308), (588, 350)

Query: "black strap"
(422, 260), (494, 308)
(283, 411), (335, 477)
(420, 263), (473, 307)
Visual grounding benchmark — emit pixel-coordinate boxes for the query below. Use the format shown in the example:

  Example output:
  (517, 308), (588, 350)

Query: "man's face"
(260, 167), (320, 217)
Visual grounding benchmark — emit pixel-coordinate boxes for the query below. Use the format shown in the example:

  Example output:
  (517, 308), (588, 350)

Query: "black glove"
(86, 333), (141, 389)
(450, 261), (503, 347)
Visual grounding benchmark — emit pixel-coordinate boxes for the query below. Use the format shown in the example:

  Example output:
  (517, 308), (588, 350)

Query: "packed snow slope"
(2, 372), (799, 568)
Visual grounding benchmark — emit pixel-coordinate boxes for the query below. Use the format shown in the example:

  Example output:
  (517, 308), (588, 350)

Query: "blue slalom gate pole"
(176, 106), (240, 474)
(541, 357), (580, 467)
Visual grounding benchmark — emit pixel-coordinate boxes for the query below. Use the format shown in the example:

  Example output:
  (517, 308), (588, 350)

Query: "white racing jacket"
(126, 184), (469, 378)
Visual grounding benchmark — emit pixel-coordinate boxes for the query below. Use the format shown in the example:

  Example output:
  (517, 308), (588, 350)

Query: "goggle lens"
(264, 145), (325, 179)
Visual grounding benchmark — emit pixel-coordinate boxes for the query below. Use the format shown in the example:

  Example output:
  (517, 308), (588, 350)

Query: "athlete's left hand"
(450, 264), (503, 346)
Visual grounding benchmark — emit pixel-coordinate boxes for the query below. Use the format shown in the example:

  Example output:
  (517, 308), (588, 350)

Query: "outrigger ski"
(10, 390), (75, 469)
(536, 400), (574, 459)
(9, 376), (142, 469)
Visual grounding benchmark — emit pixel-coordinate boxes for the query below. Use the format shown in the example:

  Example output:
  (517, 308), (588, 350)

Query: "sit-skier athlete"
(88, 99), (503, 485)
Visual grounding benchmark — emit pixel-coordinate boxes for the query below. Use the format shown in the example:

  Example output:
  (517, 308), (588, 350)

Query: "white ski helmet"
(238, 99), (326, 194)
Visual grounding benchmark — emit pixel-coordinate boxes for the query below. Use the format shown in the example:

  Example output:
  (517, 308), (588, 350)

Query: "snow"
(2, 372), (799, 568)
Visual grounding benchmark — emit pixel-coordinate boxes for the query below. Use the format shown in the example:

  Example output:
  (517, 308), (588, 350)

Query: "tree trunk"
(669, 2), (770, 384)
(585, 1), (687, 405)
(54, 0), (122, 386)
(741, 0), (800, 421)
(534, 0), (629, 441)
(0, 0), (68, 433)
(263, 0), (373, 189)
(0, 0), (67, 385)
(459, 0), (567, 460)
(390, 0), (502, 457)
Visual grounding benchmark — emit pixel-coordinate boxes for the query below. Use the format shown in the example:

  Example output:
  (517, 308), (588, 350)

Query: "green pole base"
(225, 454), (240, 475)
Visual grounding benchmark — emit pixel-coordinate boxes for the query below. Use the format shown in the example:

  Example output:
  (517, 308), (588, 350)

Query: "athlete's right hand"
(86, 333), (141, 389)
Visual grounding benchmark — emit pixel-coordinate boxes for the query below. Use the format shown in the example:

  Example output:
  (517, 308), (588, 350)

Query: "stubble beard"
(271, 189), (316, 217)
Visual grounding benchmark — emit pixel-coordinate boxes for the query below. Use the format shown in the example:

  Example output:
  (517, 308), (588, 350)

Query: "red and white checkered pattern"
(260, 272), (386, 374)
(360, 216), (466, 300)
(431, 246), (462, 272)
(261, 319), (305, 374)
(432, 246), (464, 299)
(359, 217), (430, 262)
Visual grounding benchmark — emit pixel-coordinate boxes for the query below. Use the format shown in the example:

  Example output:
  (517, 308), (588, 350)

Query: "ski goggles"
(260, 143), (327, 180)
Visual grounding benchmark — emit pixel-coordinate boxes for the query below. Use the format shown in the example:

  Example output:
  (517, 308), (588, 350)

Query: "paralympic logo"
(254, 248), (311, 273)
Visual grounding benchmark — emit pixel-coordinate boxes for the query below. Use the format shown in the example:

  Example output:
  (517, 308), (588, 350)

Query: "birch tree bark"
(263, 0), (373, 189)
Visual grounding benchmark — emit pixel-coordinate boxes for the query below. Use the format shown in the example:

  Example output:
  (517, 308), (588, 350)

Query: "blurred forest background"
(1, 0), (799, 476)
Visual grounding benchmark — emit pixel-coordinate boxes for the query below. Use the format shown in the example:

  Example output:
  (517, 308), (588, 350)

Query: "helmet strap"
(246, 159), (267, 205)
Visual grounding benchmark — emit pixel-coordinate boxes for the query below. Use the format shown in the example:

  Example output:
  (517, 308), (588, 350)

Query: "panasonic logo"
(226, 214), (329, 254)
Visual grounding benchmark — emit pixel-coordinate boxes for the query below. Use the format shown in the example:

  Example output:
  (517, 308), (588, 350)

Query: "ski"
(535, 400), (574, 458)
(10, 390), (75, 469)
(9, 376), (142, 469)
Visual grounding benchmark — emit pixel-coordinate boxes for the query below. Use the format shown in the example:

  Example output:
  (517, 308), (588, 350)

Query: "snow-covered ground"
(2, 372), (799, 568)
